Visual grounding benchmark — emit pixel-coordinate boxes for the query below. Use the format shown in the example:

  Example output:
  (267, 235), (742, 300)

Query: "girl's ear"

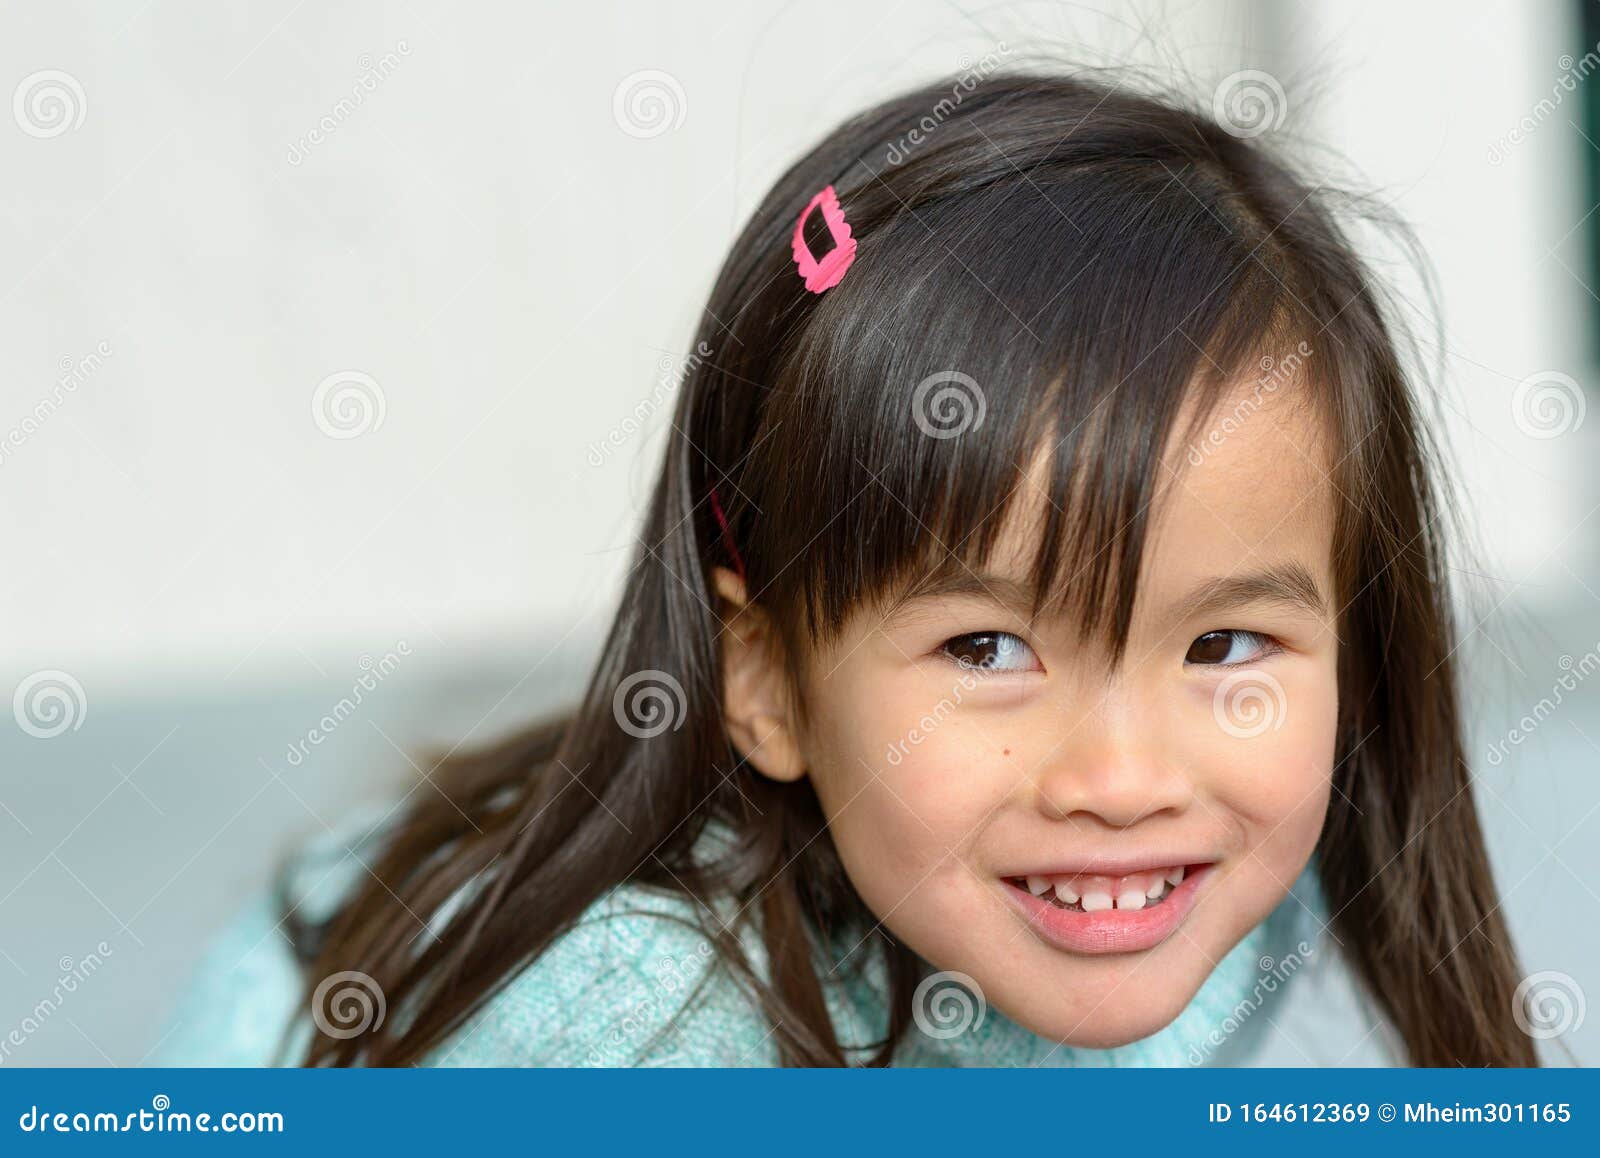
(711, 566), (807, 783)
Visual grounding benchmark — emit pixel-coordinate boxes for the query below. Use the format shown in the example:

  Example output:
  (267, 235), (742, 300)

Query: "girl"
(159, 71), (1536, 1067)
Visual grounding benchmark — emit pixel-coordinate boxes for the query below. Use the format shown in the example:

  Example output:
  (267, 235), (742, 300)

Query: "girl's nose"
(1027, 710), (1192, 828)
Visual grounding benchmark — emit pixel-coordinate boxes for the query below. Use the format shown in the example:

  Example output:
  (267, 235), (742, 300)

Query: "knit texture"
(153, 816), (1337, 1067)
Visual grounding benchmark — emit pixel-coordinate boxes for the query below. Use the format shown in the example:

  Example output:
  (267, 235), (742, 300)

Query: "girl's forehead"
(1147, 388), (1337, 600)
(971, 368), (1337, 611)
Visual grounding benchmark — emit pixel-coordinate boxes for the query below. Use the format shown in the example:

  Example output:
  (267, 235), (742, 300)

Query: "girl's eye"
(1185, 629), (1276, 666)
(940, 632), (1040, 673)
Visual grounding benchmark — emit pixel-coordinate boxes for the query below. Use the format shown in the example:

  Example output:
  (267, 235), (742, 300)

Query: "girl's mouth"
(999, 863), (1214, 955)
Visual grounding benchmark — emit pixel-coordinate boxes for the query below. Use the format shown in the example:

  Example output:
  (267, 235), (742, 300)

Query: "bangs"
(742, 160), (1324, 659)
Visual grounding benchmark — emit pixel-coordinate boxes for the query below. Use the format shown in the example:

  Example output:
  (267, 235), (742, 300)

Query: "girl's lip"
(999, 863), (1214, 955)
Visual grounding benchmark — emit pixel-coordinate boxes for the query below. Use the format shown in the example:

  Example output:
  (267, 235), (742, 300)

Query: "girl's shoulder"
(152, 873), (309, 1066)
(153, 813), (780, 1067)
(422, 883), (772, 1067)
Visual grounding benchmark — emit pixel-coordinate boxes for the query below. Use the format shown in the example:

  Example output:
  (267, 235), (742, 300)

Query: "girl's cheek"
(880, 719), (1009, 824)
(827, 718), (1020, 929)
(813, 682), (1010, 850)
(1190, 662), (1338, 832)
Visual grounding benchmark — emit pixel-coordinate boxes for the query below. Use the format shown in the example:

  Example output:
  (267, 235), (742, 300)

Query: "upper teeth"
(1082, 888), (1113, 912)
(1012, 866), (1188, 912)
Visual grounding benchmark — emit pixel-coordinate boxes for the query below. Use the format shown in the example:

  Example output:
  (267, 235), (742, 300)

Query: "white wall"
(0, 0), (1590, 688)
(1292, 0), (1597, 596)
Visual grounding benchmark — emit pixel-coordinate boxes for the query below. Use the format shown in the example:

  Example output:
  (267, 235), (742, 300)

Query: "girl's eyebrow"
(886, 572), (1037, 621)
(1173, 561), (1329, 622)
(887, 561), (1328, 625)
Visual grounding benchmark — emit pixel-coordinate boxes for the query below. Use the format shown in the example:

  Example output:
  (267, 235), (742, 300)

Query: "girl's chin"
(980, 951), (1209, 1050)
(998, 987), (1200, 1051)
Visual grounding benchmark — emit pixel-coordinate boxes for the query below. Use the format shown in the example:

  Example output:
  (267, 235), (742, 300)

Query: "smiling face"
(728, 370), (1341, 1049)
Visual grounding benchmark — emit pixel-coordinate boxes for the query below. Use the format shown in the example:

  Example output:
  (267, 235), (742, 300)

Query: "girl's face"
(791, 381), (1340, 1049)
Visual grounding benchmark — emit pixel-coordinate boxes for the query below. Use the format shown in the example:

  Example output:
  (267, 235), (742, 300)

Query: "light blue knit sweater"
(153, 816), (1337, 1067)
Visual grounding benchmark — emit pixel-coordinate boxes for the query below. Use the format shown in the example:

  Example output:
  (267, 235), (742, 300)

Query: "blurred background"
(1, 0), (1595, 1065)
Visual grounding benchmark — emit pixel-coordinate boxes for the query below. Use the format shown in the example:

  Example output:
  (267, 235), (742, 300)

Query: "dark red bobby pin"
(709, 483), (746, 584)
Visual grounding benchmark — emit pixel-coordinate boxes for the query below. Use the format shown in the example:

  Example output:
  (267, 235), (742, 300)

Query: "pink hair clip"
(791, 184), (857, 293)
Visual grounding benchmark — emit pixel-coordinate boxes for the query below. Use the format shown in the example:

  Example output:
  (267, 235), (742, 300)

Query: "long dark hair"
(290, 71), (1536, 1066)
